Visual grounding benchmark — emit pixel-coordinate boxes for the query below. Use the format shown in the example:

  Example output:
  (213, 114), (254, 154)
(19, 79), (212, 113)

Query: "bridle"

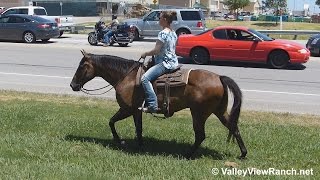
(80, 58), (145, 95)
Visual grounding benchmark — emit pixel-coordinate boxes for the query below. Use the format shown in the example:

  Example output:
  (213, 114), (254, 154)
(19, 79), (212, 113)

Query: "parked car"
(306, 34), (320, 56)
(0, 6), (73, 37)
(0, 14), (60, 43)
(176, 26), (310, 69)
(123, 8), (207, 40)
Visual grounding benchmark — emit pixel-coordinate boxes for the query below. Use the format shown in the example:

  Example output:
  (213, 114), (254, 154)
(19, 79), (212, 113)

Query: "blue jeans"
(141, 63), (172, 110)
(103, 30), (114, 44)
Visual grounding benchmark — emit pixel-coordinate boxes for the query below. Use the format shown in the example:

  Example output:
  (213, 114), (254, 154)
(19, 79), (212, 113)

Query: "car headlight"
(298, 49), (308, 54)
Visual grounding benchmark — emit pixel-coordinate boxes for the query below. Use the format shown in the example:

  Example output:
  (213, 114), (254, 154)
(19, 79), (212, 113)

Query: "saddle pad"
(155, 68), (193, 87)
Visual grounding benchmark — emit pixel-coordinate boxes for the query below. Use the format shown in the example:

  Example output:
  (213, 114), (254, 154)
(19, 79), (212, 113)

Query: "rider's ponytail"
(161, 11), (177, 24)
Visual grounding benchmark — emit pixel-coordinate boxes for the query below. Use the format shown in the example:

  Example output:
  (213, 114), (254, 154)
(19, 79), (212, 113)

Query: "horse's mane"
(89, 53), (140, 74)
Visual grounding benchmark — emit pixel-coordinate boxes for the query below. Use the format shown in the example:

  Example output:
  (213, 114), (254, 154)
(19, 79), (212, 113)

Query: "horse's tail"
(219, 76), (242, 141)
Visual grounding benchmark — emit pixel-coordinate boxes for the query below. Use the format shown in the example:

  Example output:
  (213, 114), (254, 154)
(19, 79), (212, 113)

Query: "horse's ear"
(80, 49), (90, 58)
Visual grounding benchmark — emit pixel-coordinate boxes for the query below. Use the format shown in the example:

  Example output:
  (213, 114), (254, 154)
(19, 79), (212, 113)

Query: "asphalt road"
(1, 34), (320, 115)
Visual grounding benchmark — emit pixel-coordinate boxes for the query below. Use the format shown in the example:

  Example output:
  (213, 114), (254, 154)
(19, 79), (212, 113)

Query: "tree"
(263, 0), (287, 24)
(223, 0), (250, 19)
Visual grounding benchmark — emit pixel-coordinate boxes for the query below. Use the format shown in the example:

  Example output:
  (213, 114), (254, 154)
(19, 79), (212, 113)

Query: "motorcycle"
(88, 19), (135, 47)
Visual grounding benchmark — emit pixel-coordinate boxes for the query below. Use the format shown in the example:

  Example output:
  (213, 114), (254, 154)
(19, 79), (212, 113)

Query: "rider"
(103, 15), (119, 46)
(140, 11), (179, 113)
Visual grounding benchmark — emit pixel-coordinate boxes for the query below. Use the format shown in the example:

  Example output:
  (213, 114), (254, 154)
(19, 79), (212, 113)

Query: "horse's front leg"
(133, 110), (143, 146)
(109, 108), (132, 144)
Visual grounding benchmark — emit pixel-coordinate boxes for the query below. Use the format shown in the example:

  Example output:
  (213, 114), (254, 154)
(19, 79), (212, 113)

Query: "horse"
(70, 50), (247, 159)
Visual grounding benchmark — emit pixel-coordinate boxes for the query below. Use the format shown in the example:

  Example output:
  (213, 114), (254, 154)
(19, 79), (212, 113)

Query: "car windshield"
(249, 29), (274, 41)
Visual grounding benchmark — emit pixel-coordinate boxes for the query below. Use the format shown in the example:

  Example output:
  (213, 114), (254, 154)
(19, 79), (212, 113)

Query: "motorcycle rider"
(103, 15), (119, 46)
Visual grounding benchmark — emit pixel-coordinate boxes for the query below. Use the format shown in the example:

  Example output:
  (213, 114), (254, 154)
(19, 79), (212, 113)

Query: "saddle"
(136, 64), (192, 117)
(154, 64), (190, 87)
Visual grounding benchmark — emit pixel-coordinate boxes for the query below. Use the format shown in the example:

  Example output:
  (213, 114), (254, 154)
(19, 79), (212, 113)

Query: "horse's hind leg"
(233, 127), (247, 159)
(109, 108), (132, 144)
(217, 113), (247, 159)
(185, 108), (211, 159)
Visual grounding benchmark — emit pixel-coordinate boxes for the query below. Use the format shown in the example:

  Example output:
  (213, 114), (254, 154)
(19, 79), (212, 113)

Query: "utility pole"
(60, 2), (63, 16)
(279, 4), (282, 31)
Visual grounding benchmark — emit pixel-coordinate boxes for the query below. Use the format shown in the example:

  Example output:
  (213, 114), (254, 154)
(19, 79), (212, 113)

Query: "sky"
(287, 0), (320, 14)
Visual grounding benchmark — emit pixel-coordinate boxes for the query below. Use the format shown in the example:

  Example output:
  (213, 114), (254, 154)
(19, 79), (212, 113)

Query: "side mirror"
(253, 37), (260, 42)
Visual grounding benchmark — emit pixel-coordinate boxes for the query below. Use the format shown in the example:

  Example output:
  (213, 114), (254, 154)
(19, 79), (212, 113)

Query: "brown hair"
(161, 11), (177, 24)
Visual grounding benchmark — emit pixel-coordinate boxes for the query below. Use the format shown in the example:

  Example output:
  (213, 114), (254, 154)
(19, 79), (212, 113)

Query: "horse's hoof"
(238, 155), (247, 160)
(113, 138), (126, 146)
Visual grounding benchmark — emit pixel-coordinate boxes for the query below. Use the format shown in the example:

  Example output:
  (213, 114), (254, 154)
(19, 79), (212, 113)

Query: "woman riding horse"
(140, 11), (179, 113)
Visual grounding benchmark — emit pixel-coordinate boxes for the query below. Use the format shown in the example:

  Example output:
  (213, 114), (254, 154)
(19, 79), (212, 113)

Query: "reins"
(81, 84), (113, 95)
(80, 58), (144, 95)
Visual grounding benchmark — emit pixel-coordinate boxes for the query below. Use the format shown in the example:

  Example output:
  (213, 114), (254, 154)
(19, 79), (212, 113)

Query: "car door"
(210, 29), (235, 60)
(0, 16), (10, 40)
(5, 16), (28, 40)
(228, 29), (257, 61)
(141, 11), (161, 36)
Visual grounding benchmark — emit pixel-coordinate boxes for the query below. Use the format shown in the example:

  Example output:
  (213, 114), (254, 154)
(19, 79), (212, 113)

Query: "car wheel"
(88, 32), (97, 45)
(176, 29), (190, 36)
(133, 29), (140, 41)
(268, 50), (289, 69)
(41, 39), (50, 42)
(23, 31), (36, 43)
(118, 43), (128, 47)
(190, 48), (210, 65)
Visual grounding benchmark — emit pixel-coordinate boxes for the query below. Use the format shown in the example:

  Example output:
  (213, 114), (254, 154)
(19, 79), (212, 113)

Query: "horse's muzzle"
(70, 83), (81, 91)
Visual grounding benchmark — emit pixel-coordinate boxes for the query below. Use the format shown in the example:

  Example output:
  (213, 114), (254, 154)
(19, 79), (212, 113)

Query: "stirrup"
(138, 107), (160, 113)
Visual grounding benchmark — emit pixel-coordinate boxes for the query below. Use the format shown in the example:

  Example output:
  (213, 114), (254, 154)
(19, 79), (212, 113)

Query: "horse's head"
(70, 50), (96, 91)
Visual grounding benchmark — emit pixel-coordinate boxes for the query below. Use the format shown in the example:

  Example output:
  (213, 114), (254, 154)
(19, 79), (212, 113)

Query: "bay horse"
(70, 50), (247, 159)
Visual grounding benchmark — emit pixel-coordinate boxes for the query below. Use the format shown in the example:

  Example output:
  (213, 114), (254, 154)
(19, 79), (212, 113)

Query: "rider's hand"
(140, 52), (147, 59)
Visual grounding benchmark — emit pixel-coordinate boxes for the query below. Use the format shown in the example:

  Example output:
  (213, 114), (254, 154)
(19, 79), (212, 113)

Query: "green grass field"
(0, 90), (319, 179)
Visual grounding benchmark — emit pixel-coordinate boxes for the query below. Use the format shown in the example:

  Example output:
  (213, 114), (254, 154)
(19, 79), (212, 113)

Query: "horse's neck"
(95, 65), (121, 86)
(94, 58), (137, 86)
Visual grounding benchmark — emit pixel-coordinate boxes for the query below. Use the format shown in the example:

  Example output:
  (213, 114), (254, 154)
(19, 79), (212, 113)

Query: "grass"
(0, 90), (319, 179)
